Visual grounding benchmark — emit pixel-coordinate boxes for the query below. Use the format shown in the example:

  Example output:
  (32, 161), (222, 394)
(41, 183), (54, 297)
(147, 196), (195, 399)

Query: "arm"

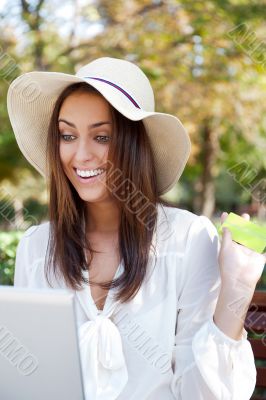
(14, 226), (36, 287)
(170, 216), (256, 400)
(214, 212), (266, 341)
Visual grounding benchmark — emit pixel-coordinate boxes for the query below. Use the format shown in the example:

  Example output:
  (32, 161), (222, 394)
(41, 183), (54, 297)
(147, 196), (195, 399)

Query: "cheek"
(59, 143), (73, 166)
(100, 145), (110, 161)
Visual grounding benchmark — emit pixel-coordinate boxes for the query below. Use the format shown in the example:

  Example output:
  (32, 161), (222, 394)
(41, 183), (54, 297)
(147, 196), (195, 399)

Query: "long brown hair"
(45, 82), (177, 304)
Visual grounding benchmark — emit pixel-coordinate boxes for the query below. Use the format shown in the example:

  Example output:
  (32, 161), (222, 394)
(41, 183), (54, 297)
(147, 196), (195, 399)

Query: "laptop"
(0, 286), (85, 400)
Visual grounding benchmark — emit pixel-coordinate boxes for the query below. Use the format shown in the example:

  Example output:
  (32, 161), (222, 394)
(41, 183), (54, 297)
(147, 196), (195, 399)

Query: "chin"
(66, 172), (107, 201)
(76, 187), (110, 203)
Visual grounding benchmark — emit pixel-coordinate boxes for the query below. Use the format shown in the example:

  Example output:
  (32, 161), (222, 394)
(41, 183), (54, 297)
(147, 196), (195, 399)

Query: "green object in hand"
(218, 212), (266, 254)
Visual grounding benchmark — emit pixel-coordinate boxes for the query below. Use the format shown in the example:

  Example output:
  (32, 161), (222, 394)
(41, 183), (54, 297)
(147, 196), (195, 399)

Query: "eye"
(95, 135), (111, 143)
(60, 134), (76, 142)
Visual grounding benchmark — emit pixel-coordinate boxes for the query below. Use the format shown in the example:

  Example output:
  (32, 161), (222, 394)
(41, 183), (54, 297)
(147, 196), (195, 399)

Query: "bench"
(244, 290), (266, 400)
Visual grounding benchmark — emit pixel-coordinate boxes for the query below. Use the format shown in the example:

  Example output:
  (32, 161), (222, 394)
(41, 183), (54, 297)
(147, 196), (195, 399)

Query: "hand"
(218, 212), (266, 291)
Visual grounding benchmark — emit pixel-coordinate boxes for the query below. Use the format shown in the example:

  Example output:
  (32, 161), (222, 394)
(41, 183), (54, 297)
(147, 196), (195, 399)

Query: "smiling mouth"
(73, 168), (106, 180)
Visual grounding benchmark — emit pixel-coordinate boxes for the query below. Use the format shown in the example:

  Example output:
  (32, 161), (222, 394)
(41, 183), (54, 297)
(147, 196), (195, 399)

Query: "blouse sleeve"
(14, 226), (37, 287)
(170, 215), (257, 400)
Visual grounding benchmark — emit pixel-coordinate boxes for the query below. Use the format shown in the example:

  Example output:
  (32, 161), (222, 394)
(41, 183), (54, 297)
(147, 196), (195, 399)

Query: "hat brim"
(7, 71), (191, 195)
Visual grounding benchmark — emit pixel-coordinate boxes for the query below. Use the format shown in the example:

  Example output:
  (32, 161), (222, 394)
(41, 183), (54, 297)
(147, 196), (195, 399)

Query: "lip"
(74, 166), (106, 171)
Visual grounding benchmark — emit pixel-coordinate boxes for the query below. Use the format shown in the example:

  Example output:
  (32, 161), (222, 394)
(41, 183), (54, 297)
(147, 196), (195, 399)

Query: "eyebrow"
(58, 118), (111, 129)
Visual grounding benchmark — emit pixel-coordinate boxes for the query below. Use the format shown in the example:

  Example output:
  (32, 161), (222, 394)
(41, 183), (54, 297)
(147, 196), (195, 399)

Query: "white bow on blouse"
(76, 262), (128, 400)
(79, 313), (128, 400)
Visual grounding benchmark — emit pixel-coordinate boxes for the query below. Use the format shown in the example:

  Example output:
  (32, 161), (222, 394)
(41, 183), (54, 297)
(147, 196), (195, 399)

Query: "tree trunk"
(199, 120), (218, 219)
(256, 201), (266, 221)
(20, 0), (46, 70)
(13, 198), (24, 230)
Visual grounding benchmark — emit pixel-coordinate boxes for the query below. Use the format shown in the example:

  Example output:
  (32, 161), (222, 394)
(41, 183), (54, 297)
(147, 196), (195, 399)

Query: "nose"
(74, 137), (96, 164)
(73, 136), (109, 168)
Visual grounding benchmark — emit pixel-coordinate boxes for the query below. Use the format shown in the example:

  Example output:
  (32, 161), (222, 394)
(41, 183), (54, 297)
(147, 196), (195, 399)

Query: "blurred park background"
(0, 0), (265, 288)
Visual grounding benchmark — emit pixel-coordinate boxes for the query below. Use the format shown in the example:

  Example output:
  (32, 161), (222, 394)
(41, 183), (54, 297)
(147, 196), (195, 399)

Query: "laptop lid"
(0, 286), (85, 400)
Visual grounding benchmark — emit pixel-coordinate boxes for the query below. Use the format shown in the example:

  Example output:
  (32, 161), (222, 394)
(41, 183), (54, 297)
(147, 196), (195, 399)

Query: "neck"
(85, 199), (120, 234)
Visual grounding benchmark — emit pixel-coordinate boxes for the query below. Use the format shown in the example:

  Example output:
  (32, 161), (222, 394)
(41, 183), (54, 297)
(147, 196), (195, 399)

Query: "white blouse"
(14, 204), (256, 400)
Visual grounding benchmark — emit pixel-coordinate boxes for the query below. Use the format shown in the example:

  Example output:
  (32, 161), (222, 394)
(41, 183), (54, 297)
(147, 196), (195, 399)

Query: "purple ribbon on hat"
(84, 76), (141, 109)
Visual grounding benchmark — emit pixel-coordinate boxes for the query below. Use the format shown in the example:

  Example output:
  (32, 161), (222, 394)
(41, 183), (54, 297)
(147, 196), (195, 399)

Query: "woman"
(7, 57), (265, 400)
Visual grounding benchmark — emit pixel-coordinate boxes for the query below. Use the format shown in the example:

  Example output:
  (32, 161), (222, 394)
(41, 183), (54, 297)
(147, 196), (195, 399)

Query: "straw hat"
(7, 57), (191, 195)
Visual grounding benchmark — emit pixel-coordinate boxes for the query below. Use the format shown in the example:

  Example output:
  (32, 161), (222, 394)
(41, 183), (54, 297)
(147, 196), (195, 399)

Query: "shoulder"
(158, 203), (197, 226)
(19, 220), (50, 243)
(156, 204), (219, 251)
(158, 203), (216, 225)
(17, 220), (51, 261)
(14, 221), (51, 287)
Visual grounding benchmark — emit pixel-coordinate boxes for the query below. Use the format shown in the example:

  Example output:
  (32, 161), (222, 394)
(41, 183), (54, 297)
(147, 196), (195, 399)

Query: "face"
(58, 91), (113, 203)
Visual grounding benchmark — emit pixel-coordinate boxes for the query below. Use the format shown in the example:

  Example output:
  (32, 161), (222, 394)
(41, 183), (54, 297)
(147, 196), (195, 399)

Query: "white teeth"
(76, 168), (105, 178)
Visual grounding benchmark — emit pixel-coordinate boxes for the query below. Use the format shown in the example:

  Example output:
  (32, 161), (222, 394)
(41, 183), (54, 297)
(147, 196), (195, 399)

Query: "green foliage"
(0, 230), (23, 285)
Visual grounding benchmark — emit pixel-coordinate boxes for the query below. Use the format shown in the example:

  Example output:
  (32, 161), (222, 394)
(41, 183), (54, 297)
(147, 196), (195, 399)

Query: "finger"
(220, 211), (228, 224)
(221, 226), (232, 248)
(241, 213), (250, 221)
